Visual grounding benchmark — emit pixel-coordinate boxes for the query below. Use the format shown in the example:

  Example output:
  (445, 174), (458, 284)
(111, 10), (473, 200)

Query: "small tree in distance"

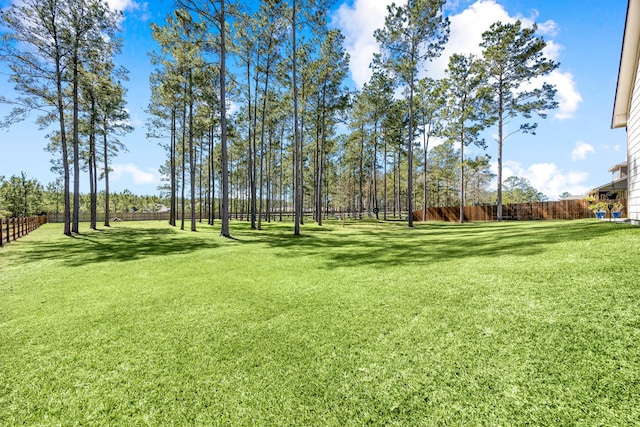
(502, 176), (547, 204)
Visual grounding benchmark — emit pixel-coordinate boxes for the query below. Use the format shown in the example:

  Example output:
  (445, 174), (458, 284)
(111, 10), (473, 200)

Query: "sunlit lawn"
(1, 218), (639, 425)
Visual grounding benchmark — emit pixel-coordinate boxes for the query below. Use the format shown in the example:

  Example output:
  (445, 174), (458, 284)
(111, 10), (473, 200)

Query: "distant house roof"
(608, 161), (628, 172)
(591, 177), (628, 193)
(612, 0), (640, 128)
(562, 194), (587, 201)
(589, 162), (628, 195)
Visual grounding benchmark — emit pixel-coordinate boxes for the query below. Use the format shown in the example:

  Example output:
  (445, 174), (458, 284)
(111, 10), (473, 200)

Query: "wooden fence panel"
(414, 200), (606, 222)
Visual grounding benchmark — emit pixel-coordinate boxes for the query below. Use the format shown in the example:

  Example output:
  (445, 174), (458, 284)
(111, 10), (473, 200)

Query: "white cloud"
(571, 141), (595, 161)
(331, 0), (403, 88)
(227, 99), (240, 116)
(547, 70), (582, 120)
(430, 0), (511, 78)
(536, 19), (559, 37)
(543, 40), (562, 61)
(106, 0), (149, 21)
(424, 135), (447, 151)
(111, 163), (161, 185)
(599, 143), (624, 152)
(106, 0), (141, 12)
(495, 160), (590, 199)
(332, 0), (582, 117)
(433, 1), (581, 119)
(128, 111), (144, 128)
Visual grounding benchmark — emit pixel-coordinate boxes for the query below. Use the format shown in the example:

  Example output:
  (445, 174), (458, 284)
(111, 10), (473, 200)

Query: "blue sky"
(0, 0), (630, 199)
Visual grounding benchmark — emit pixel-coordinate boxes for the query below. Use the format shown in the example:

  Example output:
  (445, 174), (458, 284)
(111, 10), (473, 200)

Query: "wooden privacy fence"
(1, 216), (48, 247)
(413, 200), (609, 222)
(44, 199), (622, 225)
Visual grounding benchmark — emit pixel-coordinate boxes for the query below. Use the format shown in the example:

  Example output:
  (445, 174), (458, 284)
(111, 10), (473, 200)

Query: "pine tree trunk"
(384, 133), (388, 221)
(496, 80), (504, 222)
(460, 132), (465, 224)
(103, 119), (111, 227)
(407, 75), (414, 228)
(292, 0), (302, 235)
(72, 49), (80, 234)
(359, 123), (364, 220)
(89, 97), (97, 230)
(219, 0), (231, 238)
(181, 103), (187, 231)
(170, 109), (177, 226)
(189, 80), (196, 232)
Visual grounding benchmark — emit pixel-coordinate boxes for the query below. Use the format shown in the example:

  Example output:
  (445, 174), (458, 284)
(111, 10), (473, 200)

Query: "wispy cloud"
(106, 0), (150, 21)
(330, 0), (402, 89)
(106, 0), (143, 12)
(571, 141), (595, 161)
(111, 163), (161, 185)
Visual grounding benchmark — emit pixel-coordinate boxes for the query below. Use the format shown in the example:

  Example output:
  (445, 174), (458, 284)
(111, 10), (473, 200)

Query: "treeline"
(0, 170), (546, 221)
(1, 0), (557, 236)
(147, 0), (556, 233)
(0, 174), (163, 217)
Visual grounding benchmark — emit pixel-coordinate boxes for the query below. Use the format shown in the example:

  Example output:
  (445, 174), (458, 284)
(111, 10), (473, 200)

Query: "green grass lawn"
(1, 219), (639, 426)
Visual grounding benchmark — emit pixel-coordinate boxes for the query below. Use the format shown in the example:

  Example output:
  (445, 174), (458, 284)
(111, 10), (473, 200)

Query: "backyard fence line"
(413, 199), (626, 222)
(46, 211), (316, 223)
(1, 215), (48, 248)
(44, 199), (623, 225)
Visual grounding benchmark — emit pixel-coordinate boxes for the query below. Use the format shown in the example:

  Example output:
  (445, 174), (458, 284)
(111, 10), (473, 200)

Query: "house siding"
(629, 54), (640, 223)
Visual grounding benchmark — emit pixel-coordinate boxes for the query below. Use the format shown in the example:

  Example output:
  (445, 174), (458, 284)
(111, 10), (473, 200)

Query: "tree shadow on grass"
(11, 220), (634, 270)
(15, 225), (222, 267)
(257, 220), (632, 270)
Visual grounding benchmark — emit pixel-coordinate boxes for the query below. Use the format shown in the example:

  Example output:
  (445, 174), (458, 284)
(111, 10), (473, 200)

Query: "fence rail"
(413, 199), (625, 222)
(1, 215), (48, 247)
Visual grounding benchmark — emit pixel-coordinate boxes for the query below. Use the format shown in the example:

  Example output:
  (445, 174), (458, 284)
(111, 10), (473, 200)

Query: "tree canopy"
(479, 20), (558, 220)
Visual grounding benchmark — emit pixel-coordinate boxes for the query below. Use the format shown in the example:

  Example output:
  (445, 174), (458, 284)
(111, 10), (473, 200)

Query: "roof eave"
(612, 0), (640, 129)
(590, 177), (628, 193)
